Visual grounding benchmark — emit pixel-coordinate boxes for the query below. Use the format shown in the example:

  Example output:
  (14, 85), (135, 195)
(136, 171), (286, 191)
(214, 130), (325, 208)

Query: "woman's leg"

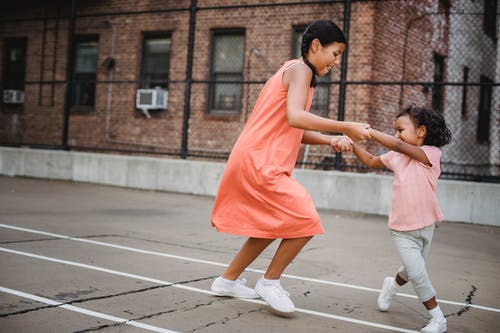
(221, 237), (275, 280)
(264, 236), (313, 279)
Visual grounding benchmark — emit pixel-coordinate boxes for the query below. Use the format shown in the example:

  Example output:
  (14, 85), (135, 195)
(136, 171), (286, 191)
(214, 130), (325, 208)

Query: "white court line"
(1, 223), (498, 314)
(0, 246), (418, 333)
(0, 286), (181, 333)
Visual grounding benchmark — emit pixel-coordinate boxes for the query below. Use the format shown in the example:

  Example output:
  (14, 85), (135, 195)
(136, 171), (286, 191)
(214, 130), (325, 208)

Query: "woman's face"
(313, 41), (345, 76)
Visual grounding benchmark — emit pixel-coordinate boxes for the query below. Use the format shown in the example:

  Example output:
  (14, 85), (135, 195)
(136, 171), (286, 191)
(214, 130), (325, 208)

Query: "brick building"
(0, 0), (498, 179)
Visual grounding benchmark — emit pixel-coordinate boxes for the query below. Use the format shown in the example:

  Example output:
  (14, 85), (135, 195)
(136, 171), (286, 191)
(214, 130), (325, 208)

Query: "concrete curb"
(1, 147), (498, 226)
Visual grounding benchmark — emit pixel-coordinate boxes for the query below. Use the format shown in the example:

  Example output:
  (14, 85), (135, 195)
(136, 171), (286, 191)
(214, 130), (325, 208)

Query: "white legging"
(391, 224), (436, 302)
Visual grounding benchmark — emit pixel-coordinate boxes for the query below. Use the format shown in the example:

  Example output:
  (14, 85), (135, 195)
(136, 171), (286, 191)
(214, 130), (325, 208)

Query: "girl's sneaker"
(254, 278), (295, 313)
(420, 316), (447, 333)
(377, 277), (398, 311)
(210, 277), (259, 299)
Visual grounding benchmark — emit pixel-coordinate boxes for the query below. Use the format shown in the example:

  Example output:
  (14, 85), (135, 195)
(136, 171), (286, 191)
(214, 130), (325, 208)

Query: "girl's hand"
(330, 136), (353, 152)
(345, 122), (371, 142)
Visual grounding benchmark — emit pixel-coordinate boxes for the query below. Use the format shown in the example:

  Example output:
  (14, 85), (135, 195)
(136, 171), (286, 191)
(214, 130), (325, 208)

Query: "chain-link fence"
(0, 0), (498, 182)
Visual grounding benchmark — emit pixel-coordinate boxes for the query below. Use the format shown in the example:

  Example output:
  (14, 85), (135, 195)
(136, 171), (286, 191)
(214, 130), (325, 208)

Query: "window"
(140, 34), (171, 89)
(483, 0), (498, 40)
(71, 36), (98, 111)
(2, 37), (27, 104)
(432, 53), (445, 112)
(461, 66), (469, 119)
(438, 0), (451, 14)
(208, 30), (245, 114)
(293, 26), (330, 117)
(477, 75), (493, 143)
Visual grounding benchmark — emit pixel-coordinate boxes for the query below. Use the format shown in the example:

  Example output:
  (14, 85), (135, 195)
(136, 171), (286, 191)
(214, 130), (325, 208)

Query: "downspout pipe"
(181, 0), (197, 159)
(62, 0), (76, 150)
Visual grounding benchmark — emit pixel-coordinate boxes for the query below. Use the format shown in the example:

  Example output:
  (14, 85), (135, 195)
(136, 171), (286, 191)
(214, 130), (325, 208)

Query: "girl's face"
(310, 40), (345, 76)
(394, 114), (426, 146)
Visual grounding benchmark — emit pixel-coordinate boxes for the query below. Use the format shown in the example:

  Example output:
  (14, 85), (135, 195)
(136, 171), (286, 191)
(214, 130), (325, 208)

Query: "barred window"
(140, 34), (171, 89)
(461, 66), (469, 119)
(208, 30), (245, 114)
(483, 0), (498, 40)
(292, 26), (330, 118)
(2, 37), (27, 92)
(477, 75), (493, 144)
(71, 36), (98, 111)
(432, 53), (445, 112)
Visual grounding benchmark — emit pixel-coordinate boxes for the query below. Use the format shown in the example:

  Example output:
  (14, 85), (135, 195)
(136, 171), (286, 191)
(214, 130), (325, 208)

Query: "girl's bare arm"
(369, 129), (431, 166)
(352, 142), (385, 168)
(284, 63), (370, 142)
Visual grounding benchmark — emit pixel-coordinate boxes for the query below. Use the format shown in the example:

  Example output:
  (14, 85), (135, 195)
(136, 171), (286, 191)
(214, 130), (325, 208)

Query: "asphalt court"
(0, 176), (499, 332)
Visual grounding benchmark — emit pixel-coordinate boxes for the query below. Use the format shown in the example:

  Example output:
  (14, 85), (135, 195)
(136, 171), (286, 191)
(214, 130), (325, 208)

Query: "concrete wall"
(1, 147), (499, 226)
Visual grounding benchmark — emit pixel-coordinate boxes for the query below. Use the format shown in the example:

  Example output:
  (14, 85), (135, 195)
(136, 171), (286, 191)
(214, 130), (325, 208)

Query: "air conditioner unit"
(136, 88), (168, 110)
(3, 90), (24, 104)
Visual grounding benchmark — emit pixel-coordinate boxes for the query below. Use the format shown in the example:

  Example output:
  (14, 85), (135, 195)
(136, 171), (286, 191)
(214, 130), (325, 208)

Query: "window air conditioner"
(3, 90), (24, 104)
(136, 88), (168, 110)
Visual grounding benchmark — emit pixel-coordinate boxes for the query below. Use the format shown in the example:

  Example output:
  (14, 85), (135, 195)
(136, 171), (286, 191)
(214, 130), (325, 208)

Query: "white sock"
(428, 305), (444, 318)
(261, 277), (280, 286)
(218, 276), (236, 285)
(390, 278), (399, 290)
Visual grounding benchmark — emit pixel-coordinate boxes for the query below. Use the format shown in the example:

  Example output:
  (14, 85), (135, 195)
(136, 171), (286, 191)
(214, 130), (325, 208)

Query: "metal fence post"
(335, 0), (351, 170)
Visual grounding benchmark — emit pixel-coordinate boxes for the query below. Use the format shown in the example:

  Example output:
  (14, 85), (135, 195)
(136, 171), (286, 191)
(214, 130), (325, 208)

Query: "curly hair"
(301, 20), (346, 87)
(397, 106), (452, 147)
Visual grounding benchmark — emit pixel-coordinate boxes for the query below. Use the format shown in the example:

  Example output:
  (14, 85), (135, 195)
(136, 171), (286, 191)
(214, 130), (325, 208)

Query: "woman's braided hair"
(301, 20), (346, 87)
(398, 105), (452, 147)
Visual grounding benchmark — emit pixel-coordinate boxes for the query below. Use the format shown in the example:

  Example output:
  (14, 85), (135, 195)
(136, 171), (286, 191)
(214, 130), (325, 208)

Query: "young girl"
(352, 106), (452, 333)
(210, 19), (370, 314)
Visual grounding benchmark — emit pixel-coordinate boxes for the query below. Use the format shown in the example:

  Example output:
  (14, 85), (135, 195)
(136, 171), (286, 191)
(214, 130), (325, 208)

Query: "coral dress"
(211, 60), (324, 239)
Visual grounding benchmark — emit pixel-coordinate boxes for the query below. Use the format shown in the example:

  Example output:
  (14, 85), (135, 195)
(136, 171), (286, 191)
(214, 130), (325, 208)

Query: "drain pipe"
(180, 0), (197, 159)
(62, 0), (76, 150)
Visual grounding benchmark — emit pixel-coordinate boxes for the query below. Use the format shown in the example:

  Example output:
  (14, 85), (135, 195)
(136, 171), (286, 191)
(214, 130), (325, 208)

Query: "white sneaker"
(210, 277), (259, 299)
(254, 278), (295, 313)
(421, 316), (447, 333)
(377, 277), (398, 311)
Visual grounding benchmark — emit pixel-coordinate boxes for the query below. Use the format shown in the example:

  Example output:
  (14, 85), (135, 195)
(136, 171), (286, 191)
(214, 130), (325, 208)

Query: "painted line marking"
(0, 246), (418, 333)
(0, 286), (181, 333)
(1, 223), (498, 313)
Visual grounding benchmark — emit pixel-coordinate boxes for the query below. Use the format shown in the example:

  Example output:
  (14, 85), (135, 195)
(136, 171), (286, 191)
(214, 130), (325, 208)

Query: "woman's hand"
(330, 136), (353, 152)
(345, 122), (371, 142)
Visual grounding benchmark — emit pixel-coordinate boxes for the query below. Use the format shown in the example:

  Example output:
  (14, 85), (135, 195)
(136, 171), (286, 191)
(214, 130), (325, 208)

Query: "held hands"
(330, 136), (353, 152)
(345, 122), (371, 142)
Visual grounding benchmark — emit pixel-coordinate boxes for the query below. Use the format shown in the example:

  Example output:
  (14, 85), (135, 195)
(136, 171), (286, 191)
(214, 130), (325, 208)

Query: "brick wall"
(0, 0), (450, 161)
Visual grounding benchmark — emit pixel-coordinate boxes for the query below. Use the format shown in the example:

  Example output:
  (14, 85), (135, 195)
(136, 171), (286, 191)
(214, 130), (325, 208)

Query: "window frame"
(476, 75), (493, 144)
(432, 53), (445, 112)
(292, 25), (330, 118)
(483, 0), (498, 41)
(2, 37), (28, 108)
(206, 28), (245, 117)
(139, 32), (172, 90)
(70, 34), (99, 113)
(461, 66), (469, 119)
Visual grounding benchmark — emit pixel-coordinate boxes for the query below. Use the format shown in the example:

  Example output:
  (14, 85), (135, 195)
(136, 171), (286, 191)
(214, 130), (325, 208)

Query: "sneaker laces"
(270, 282), (290, 298)
(235, 278), (248, 286)
(428, 316), (444, 325)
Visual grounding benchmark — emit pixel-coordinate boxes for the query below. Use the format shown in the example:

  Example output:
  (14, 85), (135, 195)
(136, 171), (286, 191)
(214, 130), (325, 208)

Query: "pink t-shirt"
(380, 145), (444, 231)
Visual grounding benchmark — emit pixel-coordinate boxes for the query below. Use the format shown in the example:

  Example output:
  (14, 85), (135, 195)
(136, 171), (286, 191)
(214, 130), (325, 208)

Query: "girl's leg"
(395, 273), (408, 286)
(254, 236), (313, 313)
(392, 226), (436, 303)
(393, 226), (446, 332)
(423, 296), (438, 310)
(264, 236), (313, 279)
(221, 237), (275, 280)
